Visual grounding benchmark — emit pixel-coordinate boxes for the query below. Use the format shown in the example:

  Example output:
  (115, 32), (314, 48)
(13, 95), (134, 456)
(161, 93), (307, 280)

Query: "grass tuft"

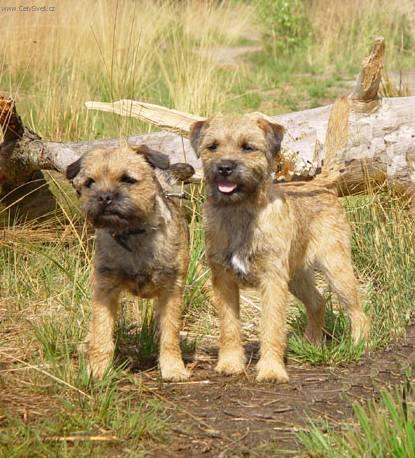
(298, 378), (415, 457)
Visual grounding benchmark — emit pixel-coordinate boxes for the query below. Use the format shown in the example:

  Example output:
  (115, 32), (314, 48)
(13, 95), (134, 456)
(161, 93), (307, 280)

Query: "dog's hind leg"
(289, 268), (325, 344)
(317, 243), (369, 344)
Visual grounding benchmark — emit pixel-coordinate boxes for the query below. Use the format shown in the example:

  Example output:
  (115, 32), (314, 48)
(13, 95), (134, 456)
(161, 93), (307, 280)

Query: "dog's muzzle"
(214, 160), (239, 194)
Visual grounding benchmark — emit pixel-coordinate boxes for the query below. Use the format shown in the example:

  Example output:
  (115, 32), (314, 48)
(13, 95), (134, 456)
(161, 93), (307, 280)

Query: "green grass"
(298, 378), (415, 457)
(115, 303), (159, 371)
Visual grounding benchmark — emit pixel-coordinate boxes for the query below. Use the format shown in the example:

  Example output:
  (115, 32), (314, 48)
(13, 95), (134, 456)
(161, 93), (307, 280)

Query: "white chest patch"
(230, 253), (249, 276)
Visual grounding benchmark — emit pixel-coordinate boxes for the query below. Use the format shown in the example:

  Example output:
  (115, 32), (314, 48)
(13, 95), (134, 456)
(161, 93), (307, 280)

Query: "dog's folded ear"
(257, 118), (285, 156)
(130, 144), (170, 170)
(66, 157), (82, 180)
(168, 163), (195, 182)
(189, 120), (209, 156)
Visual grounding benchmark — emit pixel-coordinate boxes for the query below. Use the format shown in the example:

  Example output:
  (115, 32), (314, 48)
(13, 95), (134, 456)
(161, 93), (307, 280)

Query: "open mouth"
(217, 181), (238, 194)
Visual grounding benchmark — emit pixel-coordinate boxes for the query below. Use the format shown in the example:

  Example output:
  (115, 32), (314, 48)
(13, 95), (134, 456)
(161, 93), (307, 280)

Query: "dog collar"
(110, 228), (146, 252)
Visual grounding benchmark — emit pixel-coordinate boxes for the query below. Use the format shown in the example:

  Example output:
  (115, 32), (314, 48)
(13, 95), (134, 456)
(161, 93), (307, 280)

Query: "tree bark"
(1, 36), (415, 221)
(0, 98), (57, 222)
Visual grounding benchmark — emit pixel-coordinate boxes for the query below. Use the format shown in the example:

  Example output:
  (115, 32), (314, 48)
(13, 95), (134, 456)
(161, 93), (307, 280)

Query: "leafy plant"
(256, 0), (311, 55)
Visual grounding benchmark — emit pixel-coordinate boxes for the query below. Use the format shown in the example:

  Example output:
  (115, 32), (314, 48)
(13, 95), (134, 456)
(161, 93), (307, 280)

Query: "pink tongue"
(218, 182), (237, 193)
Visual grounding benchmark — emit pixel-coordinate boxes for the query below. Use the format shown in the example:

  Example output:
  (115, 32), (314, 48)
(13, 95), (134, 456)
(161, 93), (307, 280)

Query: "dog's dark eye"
(120, 174), (138, 184)
(206, 142), (218, 152)
(241, 143), (255, 152)
(84, 177), (95, 188)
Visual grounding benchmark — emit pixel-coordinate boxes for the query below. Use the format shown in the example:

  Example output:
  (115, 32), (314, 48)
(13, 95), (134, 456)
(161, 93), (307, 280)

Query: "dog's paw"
(88, 360), (110, 379)
(160, 360), (190, 382)
(215, 350), (246, 375)
(256, 358), (289, 383)
(87, 350), (113, 379)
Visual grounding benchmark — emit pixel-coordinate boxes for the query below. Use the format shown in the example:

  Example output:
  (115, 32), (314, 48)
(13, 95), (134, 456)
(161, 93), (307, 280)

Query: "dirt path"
(144, 325), (415, 457)
(197, 46), (262, 68)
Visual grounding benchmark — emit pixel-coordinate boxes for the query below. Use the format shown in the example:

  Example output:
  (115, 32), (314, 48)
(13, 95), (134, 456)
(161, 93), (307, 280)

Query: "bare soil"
(144, 325), (415, 457)
(197, 46), (262, 68)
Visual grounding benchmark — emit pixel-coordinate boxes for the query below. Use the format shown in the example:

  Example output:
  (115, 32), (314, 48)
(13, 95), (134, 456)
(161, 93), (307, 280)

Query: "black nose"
(217, 160), (236, 177)
(98, 192), (113, 206)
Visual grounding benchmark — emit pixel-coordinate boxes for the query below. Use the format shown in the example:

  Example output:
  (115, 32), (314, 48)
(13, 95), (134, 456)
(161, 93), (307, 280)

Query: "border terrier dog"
(66, 144), (194, 381)
(190, 113), (369, 383)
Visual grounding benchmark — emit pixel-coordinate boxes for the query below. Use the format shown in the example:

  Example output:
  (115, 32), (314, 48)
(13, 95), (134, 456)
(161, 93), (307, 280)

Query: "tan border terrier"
(190, 114), (369, 383)
(66, 144), (194, 381)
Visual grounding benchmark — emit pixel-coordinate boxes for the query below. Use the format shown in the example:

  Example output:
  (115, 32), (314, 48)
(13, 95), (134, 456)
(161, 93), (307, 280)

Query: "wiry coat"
(191, 114), (369, 383)
(205, 183), (353, 289)
(66, 144), (192, 381)
(94, 188), (189, 299)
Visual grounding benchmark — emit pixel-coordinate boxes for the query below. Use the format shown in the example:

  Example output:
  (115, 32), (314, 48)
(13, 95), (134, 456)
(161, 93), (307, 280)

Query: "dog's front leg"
(157, 287), (189, 381)
(212, 267), (246, 375)
(257, 268), (290, 383)
(87, 283), (121, 378)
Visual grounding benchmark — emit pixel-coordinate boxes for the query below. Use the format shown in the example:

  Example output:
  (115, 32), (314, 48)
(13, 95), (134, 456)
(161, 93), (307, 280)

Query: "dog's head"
(66, 144), (180, 230)
(190, 113), (284, 205)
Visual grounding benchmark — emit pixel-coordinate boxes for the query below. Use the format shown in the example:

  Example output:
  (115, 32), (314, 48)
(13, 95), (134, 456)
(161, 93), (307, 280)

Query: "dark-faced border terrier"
(190, 113), (369, 383)
(66, 143), (194, 381)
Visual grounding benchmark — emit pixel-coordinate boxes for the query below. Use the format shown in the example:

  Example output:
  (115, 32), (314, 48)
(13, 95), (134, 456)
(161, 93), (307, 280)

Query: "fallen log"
(0, 103), (203, 221)
(85, 37), (415, 199)
(1, 36), (414, 221)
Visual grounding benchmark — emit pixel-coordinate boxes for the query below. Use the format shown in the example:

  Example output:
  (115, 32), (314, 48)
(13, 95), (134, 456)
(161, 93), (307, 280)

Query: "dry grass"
(380, 71), (413, 97)
(307, 0), (415, 70)
(0, 0), (254, 140)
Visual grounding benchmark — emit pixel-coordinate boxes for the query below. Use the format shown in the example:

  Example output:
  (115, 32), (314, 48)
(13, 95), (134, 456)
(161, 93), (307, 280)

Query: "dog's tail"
(167, 163), (195, 183)
(311, 96), (352, 194)
(155, 163), (195, 198)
